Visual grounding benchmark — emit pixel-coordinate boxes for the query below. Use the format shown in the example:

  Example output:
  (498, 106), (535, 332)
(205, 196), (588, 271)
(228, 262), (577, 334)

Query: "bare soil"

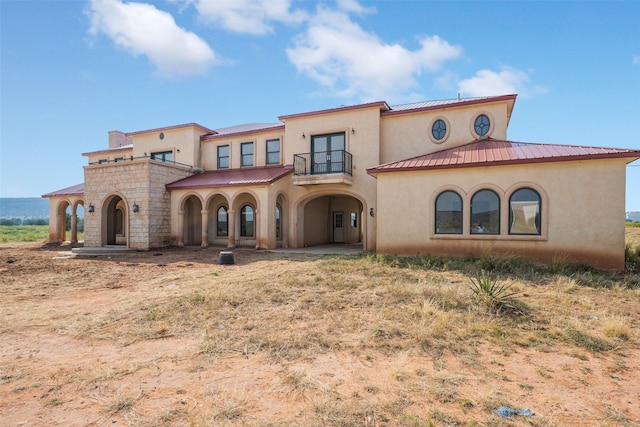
(1, 241), (639, 426)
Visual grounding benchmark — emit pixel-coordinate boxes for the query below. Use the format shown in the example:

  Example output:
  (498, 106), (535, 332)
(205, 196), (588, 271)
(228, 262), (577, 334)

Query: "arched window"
(275, 204), (282, 240)
(509, 188), (541, 235)
(217, 206), (228, 237)
(471, 190), (500, 234)
(240, 205), (254, 237)
(435, 191), (462, 234)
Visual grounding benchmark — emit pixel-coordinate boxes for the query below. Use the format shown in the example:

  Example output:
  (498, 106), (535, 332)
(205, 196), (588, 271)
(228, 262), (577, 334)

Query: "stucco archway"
(182, 195), (203, 246)
(298, 193), (364, 247)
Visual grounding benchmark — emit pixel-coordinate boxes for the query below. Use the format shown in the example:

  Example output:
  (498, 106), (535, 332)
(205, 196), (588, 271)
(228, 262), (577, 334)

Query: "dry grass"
(2, 237), (640, 426)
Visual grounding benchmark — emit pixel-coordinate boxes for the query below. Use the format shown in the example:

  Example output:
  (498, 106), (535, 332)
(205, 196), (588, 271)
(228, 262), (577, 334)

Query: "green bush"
(468, 273), (521, 314)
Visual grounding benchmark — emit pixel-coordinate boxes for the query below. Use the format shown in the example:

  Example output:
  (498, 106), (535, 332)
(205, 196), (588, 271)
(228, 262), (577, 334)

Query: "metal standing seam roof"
(42, 183), (85, 198)
(166, 165), (294, 190)
(367, 139), (640, 174)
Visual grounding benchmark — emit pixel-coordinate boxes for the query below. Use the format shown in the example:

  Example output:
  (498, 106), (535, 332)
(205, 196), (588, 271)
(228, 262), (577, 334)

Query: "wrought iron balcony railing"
(293, 150), (353, 176)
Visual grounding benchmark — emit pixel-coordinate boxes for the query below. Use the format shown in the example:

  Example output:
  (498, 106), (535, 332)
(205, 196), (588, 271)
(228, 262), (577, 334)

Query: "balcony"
(293, 150), (353, 185)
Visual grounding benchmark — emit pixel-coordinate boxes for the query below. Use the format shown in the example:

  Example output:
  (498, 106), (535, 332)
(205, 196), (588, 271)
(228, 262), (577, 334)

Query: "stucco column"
(57, 212), (65, 242)
(70, 212), (78, 243)
(177, 210), (185, 246)
(227, 209), (236, 248)
(201, 209), (209, 248)
(254, 208), (261, 249)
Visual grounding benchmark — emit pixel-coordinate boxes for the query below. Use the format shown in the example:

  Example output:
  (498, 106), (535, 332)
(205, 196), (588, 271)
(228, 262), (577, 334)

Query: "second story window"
(241, 142), (254, 167)
(266, 139), (280, 165)
(151, 151), (173, 162)
(312, 132), (345, 174)
(217, 145), (229, 169)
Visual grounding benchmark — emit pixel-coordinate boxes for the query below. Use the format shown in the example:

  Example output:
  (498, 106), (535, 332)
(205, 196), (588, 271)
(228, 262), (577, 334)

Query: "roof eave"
(279, 101), (391, 121)
(367, 152), (640, 175)
(201, 124), (285, 141)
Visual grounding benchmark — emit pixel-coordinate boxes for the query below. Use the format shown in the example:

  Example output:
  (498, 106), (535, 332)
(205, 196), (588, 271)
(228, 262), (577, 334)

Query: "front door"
(332, 211), (344, 243)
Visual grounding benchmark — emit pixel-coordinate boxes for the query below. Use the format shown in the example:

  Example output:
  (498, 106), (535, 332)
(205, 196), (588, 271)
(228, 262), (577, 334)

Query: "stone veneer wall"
(147, 162), (193, 248)
(83, 160), (193, 250)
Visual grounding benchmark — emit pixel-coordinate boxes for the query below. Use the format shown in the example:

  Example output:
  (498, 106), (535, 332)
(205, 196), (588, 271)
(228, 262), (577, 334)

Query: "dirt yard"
(1, 241), (639, 426)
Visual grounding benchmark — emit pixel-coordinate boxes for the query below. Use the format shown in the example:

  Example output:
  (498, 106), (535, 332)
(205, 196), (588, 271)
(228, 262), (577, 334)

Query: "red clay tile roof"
(166, 165), (293, 190)
(367, 139), (640, 174)
(42, 183), (84, 198)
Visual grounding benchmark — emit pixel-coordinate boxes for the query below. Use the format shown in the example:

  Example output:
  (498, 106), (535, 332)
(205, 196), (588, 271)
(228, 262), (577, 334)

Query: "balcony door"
(311, 132), (345, 174)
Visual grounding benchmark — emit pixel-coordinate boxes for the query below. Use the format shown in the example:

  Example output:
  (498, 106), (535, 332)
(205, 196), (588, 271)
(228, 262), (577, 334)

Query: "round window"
(474, 114), (490, 137)
(431, 119), (447, 141)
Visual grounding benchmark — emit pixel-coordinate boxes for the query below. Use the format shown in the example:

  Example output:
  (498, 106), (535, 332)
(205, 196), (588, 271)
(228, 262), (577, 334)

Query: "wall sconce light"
(369, 208), (375, 217)
(351, 128), (355, 134)
(132, 203), (139, 213)
(302, 133), (306, 139)
(87, 203), (95, 213)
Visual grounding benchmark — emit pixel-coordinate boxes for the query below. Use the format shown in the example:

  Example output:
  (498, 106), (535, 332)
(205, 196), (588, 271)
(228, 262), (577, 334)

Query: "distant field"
(0, 225), (50, 243)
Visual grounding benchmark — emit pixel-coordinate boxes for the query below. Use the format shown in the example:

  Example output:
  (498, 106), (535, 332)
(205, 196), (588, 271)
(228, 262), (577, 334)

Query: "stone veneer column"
(177, 210), (185, 246)
(200, 209), (209, 248)
(227, 209), (236, 248)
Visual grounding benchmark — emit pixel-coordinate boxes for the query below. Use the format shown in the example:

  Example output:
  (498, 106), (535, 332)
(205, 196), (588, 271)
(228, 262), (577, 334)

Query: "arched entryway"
(182, 195), (203, 246)
(102, 195), (127, 246)
(55, 200), (71, 242)
(299, 194), (363, 247)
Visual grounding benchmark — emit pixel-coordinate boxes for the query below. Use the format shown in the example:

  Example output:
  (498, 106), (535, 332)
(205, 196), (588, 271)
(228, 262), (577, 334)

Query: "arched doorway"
(183, 195), (202, 246)
(56, 201), (71, 242)
(301, 194), (363, 246)
(103, 195), (126, 246)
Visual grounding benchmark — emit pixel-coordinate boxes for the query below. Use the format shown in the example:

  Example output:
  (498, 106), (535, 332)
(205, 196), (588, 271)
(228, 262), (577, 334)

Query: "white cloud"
(286, 6), (461, 101)
(633, 55), (640, 65)
(88, 0), (216, 77)
(458, 67), (547, 98)
(194, 0), (306, 35)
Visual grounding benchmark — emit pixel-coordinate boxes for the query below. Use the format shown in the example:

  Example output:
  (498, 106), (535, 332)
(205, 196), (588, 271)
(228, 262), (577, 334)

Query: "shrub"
(468, 273), (521, 314)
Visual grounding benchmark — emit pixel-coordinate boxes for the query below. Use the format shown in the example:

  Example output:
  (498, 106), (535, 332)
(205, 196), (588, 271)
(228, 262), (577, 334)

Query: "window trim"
(430, 183), (548, 242)
(241, 142), (254, 167)
(470, 111), (495, 139)
(508, 187), (542, 236)
(435, 190), (463, 234)
(429, 116), (450, 144)
(266, 138), (281, 165)
(217, 145), (230, 169)
(240, 205), (254, 237)
(470, 189), (501, 235)
(150, 150), (173, 163)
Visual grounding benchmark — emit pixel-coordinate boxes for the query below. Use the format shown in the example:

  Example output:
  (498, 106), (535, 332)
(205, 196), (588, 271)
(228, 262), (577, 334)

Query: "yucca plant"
(468, 273), (521, 314)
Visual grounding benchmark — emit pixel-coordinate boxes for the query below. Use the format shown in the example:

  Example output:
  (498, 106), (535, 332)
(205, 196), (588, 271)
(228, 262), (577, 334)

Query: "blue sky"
(1, 0), (639, 210)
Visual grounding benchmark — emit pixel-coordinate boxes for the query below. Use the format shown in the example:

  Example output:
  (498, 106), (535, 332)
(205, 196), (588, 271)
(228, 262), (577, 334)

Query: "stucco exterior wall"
(201, 130), (285, 170)
(129, 126), (206, 168)
(374, 158), (628, 271)
(379, 102), (510, 164)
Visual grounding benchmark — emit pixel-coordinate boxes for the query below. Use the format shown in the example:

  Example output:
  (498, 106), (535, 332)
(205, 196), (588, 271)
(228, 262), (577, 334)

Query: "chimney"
(108, 130), (132, 149)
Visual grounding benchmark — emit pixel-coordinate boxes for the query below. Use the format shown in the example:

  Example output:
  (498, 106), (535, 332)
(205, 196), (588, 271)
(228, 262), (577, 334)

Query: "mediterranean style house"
(43, 94), (640, 271)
